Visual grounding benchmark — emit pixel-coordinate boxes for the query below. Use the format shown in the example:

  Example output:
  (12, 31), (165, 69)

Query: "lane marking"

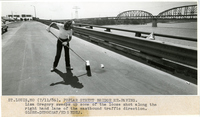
(17, 43), (27, 95)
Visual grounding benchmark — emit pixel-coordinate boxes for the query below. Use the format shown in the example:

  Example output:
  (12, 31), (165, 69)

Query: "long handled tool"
(49, 30), (91, 77)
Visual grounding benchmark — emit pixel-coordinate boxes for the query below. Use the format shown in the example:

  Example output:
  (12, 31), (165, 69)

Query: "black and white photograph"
(1, 0), (199, 116)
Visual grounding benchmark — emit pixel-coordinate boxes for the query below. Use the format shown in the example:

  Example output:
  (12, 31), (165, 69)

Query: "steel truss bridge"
(69, 5), (197, 27)
(116, 5), (197, 20)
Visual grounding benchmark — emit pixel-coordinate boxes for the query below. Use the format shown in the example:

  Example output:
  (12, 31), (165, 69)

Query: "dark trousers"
(53, 39), (70, 68)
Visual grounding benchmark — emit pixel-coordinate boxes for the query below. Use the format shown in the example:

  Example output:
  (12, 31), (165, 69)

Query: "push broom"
(49, 30), (92, 77)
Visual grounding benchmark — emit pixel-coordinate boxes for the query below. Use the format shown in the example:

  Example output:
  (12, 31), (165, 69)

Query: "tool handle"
(49, 30), (86, 62)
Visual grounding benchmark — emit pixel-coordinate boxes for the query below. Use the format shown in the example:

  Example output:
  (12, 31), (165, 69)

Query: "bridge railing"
(74, 23), (197, 41)
(72, 23), (197, 83)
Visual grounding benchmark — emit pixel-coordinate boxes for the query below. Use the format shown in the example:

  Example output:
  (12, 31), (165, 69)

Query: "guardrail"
(74, 23), (197, 42)
(73, 24), (197, 67)
(72, 23), (197, 84)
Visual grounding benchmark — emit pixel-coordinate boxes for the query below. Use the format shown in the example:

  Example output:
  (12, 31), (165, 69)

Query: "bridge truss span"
(157, 5), (197, 19)
(117, 10), (153, 19)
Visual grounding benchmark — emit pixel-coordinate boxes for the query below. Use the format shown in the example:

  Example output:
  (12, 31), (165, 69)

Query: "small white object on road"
(101, 64), (104, 68)
(186, 81), (190, 85)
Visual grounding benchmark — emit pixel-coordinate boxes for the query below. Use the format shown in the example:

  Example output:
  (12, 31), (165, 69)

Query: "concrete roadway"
(2, 21), (197, 95)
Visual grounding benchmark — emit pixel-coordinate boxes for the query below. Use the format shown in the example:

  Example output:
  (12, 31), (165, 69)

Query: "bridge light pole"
(31, 5), (36, 19)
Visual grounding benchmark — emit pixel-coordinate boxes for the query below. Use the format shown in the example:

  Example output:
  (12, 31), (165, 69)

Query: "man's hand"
(62, 42), (68, 46)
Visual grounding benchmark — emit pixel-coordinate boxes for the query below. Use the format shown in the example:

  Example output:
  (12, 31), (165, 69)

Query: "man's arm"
(46, 22), (57, 32)
(49, 22), (57, 27)
(68, 29), (73, 42)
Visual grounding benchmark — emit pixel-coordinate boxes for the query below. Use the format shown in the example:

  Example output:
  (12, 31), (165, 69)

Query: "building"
(21, 14), (33, 21)
(6, 14), (33, 21)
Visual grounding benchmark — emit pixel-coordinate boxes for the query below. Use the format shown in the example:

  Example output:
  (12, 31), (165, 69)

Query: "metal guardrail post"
(104, 28), (111, 32)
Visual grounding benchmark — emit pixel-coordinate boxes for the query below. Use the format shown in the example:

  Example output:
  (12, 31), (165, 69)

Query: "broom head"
(85, 60), (92, 77)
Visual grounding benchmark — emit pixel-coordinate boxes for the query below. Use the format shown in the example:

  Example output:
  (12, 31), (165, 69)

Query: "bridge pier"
(152, 19), (157, 27)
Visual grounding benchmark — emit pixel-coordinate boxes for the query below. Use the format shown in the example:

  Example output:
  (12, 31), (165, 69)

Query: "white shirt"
(56, 23), (72, 39)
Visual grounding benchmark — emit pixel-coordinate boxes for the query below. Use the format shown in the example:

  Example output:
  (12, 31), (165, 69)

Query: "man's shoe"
(66, 66), (73, 70)
(51, 67), (56, 72)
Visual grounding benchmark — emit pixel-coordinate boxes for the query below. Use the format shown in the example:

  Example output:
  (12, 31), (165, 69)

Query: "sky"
(1, 0), (198, 20)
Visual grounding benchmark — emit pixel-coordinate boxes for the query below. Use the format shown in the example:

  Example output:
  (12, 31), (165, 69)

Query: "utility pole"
(11, 11), (13, 17)
(31, 5), (36, 18)
(73, 6), (80, 19)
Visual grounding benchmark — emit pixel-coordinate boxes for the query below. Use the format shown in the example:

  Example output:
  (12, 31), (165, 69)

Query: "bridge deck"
(2, 21), (197, 95)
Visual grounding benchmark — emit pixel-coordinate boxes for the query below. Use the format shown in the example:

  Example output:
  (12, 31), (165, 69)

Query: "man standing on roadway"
(46, 20), (74, 72)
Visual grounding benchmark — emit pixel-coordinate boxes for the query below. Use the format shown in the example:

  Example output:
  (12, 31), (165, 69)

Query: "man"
(46, 20), (74, 72)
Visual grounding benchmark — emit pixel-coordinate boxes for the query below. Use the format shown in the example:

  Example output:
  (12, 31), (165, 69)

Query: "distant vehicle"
(2, 17), (14, 22)
(2, 21), (8, 34)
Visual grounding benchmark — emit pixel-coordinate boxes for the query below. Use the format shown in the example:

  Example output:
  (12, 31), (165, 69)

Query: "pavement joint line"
(19, 77), (32, 82)
(17, 43), (27, 95)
